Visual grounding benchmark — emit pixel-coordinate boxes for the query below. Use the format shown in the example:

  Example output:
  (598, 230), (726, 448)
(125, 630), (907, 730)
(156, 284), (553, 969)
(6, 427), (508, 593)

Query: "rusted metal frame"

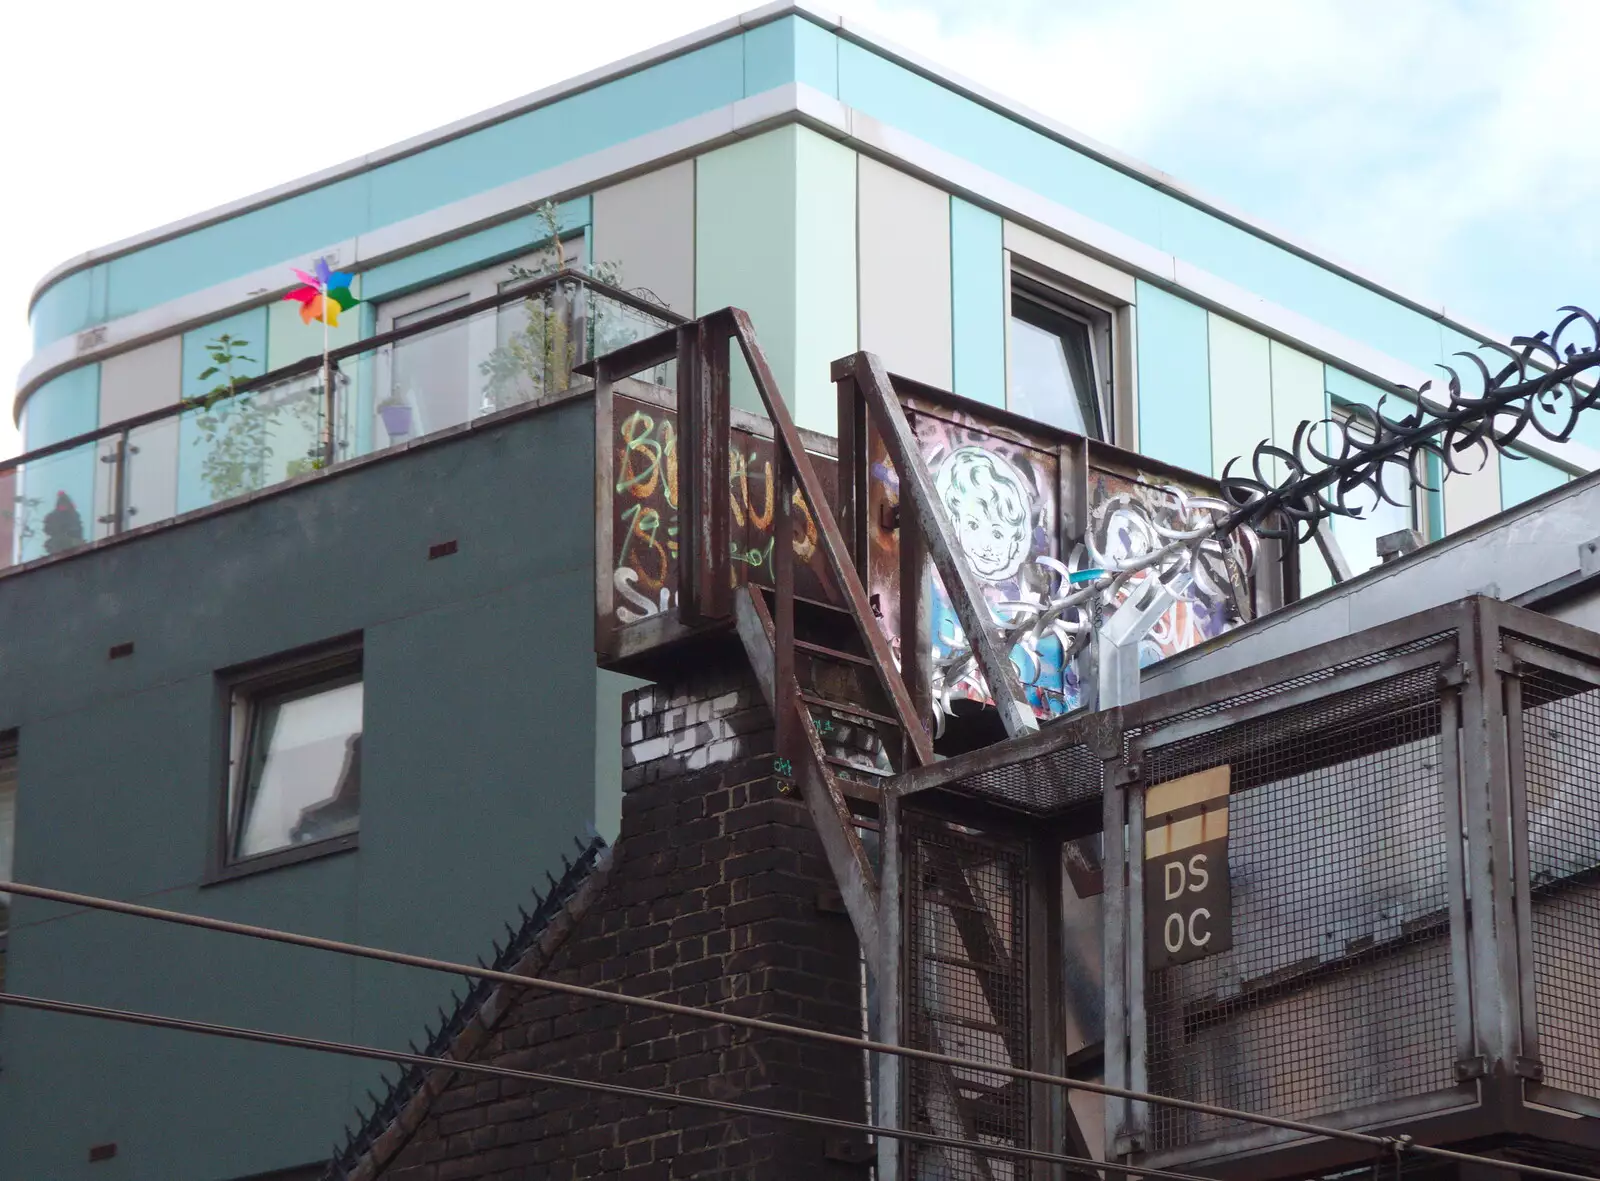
(1459, 601), (1515, 1072)
(835, 373), (870, 574)
(1136, 1089), (1486, 1177)
(1030, 830), (1080, 1179)
(836, 349), (1039, 740)
(892, 707), (1115, 800)
(1126, 637), (1458, 757)
(594, 357), (619, 659)
(1102, 757), (1131, 1158)
(1060, 437), (1095, 714)
(1309, 515), (1352, 583)
(734, 587), (882, 957)
(676, 322), (732, 623)
(1490, 597), (1600, 664)
(1125, 778), (1148, 1151)
(774, 450), (797, 765)
(1118, 604), (1467, 733)
(1502, 636), (1600, 691)
(901, 478), (933, 748)
(922, 841), (1023, 1068)
(1500, 662), (1543, 1077)
(1436, 680), (1479, 1073)
(923, 1023), (1001, 1181)
(877, 789), (904, 1181)
(726, 313), (933, 767)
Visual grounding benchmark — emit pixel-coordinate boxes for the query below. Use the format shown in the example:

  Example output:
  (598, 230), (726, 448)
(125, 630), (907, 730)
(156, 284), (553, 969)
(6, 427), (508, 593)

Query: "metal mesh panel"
(940, 741), (1104, 816)
(905, 812), (1030, 1179)
(1519, 665), (1600, 1099)
(1141, 664), (1455, 1151)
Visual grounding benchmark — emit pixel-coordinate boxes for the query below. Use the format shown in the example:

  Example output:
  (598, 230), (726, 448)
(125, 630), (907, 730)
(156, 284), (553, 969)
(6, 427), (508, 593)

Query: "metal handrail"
(3, 268), (685, 476)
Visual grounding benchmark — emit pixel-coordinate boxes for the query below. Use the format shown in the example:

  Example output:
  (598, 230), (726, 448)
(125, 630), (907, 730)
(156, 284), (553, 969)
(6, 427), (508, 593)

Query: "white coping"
(24, 0), (1520, 365)
(20, 81), (1596, 478)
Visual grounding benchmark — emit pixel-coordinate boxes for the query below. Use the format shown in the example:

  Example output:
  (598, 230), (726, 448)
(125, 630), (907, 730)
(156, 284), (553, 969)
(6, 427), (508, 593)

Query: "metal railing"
(2, 270), (683, 569)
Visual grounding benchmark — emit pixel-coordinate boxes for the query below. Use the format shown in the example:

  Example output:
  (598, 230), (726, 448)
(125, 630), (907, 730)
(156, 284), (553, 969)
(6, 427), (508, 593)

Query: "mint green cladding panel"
(949, 198), (1005, 408)
(1135, 281), (1210, 474)
(1501, 450), (1570, 509)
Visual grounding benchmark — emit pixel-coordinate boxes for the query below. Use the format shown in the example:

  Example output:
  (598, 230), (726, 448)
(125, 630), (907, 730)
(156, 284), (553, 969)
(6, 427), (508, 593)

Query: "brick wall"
(373, 657), (870, 1180)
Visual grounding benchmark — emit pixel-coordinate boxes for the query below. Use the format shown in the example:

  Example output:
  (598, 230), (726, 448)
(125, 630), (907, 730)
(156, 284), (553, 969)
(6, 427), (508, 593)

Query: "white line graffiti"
(929, 485), (1259, 727)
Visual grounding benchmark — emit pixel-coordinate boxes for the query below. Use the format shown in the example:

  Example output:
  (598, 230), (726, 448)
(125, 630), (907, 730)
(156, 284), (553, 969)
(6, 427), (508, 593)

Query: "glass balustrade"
(1, 275), (680, 567)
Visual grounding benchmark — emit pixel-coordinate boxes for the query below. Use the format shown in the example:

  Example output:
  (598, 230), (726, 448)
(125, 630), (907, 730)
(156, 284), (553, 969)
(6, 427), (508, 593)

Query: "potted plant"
(376, 393), (414, 439)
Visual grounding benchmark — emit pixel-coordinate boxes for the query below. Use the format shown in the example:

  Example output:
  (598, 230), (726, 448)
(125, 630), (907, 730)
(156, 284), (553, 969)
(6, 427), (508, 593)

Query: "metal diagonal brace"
(833, 351), (1039, 739)
(1097, 578), (1177, 709)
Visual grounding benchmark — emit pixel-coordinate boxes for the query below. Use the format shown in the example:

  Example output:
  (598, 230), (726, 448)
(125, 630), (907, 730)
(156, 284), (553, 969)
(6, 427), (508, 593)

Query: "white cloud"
(5, 0), (1597, 459)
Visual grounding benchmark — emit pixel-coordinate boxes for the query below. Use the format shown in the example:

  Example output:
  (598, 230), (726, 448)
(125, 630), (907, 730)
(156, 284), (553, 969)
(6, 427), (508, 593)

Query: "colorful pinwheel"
(285, 257), (360, 327)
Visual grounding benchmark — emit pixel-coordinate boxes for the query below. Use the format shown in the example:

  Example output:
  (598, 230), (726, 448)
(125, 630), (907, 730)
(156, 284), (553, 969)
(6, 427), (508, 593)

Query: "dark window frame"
(206, 636), (363, 884)
(1008, 274), (1115, 441)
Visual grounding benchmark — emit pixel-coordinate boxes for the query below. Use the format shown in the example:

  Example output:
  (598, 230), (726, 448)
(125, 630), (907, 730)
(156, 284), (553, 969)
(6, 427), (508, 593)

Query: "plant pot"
(378, 403), (414, 438)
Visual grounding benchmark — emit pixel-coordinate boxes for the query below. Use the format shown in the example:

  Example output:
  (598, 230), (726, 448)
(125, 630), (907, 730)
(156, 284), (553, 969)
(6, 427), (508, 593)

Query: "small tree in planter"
(477, 202), (636, 413)
(184, 335), (319, 502)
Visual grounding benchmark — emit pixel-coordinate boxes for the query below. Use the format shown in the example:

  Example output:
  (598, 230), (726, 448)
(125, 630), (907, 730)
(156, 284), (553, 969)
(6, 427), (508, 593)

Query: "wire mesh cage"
(1515, 657), (1600, 1101)
(1135, 655), (1459, 1153)
(904, 810), (1032, 1179)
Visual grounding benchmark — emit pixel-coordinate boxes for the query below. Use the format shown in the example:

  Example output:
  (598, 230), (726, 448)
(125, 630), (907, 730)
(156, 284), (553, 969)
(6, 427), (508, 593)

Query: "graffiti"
(926, 480), (1257, 720)
(865, 399), (1259, 726)
(608, 397), (837, 626)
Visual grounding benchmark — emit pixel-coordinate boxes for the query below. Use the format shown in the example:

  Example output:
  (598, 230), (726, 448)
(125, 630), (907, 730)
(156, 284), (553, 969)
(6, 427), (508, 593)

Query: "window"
(1009, 276), (1112, 439)
(221, 644), (362, 874)
(1330, 404), (1417, 574)
(0, 735), (15, 988)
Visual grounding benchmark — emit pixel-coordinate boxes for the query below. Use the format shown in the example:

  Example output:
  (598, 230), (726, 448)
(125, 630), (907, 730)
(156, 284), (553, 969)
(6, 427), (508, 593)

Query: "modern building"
(4, 4), (1596, 1180)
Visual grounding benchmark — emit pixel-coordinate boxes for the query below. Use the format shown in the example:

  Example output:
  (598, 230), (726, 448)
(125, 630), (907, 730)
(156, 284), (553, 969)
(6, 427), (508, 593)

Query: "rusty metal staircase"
(587, 308), (1069, 1180)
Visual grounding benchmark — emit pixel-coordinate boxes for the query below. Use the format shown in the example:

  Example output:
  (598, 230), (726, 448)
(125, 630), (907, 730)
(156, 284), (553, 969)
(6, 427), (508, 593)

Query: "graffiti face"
(934, 446), (1032, 583)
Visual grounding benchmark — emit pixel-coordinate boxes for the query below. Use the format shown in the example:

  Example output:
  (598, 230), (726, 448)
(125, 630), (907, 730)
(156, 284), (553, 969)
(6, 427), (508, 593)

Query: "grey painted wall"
(0, 400), (606, 1180)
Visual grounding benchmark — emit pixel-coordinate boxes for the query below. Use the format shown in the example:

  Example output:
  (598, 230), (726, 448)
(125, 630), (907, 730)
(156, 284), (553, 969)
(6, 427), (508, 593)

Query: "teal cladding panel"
(1325, 365), (1390, 411)
(22, 365), (99, 450)
(838, 42), (1166, 249)
(696, 128), (798, 419)
(743, 14), (839, 96)
(32, 39), (745, 345)
(177, 309), (271, 515)
(832, 36), (1476, 380)
(30, 267), (105, 354)
(1134, 281), (1210, 473)
(1500, 451), (1569, 509)
(1207, 315), (1272, 479)
(360, 199), (590, 302)
(949, 197), (1005, 408)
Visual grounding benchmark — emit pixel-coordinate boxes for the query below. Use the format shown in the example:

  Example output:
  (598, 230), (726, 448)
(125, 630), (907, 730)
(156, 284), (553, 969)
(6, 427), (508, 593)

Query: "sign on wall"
(1144, 765), (1232, 969)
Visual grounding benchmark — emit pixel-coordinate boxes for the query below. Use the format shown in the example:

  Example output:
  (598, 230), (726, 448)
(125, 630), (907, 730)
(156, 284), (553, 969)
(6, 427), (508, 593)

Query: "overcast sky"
(5, 0), (1597, 458)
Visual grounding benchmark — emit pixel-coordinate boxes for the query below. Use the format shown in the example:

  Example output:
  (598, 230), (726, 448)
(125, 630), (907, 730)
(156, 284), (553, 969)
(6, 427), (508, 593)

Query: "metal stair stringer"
(735, 586), (883, 963)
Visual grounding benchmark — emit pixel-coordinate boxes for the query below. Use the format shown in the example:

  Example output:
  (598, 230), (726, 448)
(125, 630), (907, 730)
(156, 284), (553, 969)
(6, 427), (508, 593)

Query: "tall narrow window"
(222, 644), (362, 874)
(1330, 404), (1417, 574)
(1009, 277), (1111, 439)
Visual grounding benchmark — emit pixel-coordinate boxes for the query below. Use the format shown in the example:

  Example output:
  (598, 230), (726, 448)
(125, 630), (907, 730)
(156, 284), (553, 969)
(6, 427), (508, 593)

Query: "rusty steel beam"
(833, 350), (1039, 740)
